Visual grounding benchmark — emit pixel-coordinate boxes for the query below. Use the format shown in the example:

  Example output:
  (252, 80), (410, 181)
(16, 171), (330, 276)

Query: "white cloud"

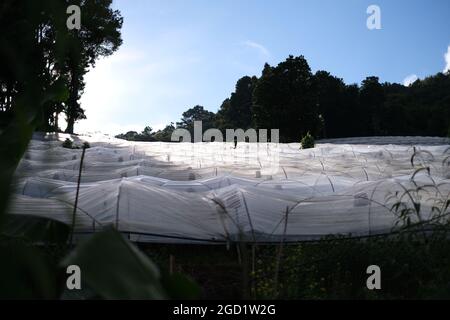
(242, 40), (271, 58)
(403, 74), (418, 86)
(444, 45), (450, 73)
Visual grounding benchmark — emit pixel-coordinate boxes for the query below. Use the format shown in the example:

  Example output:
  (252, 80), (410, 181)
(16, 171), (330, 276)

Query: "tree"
(177, 105), (215, 140)
(341, 84), (363, 137)
(215, 98), (231, 131)
(216, 76), (257, 131)
(253, 56), (320, 142)
(116, 55), (450, 144)
(0, 0), (72, 215)
(0, 0), (69, 130)
(0, 1), (123, 134)
(142, 126), (153, 137)
(360, 76), (385, 135)
(153, 123), (176, 142)
(379, 83), (408, 135)
(63, 0), (123, 133)
(115, 124), (176, 142)
(405, 72), (450, 136)
(313, 71), (348, 138)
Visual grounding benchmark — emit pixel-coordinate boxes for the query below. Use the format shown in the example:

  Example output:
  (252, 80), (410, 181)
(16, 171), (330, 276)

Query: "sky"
(74, 0), (450, 135)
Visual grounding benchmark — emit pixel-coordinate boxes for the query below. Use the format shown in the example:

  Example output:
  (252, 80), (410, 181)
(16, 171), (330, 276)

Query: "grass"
(3, 230), (450, 299)
(253, 233), (450, 299)
(139, 244), (243, 299)
(135, 230), (450, 300)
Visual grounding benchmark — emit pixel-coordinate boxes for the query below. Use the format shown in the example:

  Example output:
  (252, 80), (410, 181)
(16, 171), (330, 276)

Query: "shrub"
(254, 233), (450, 299)
(62, 138), (73, 149)
(301, 132), (315, 149)
(62, 139), (90, 149)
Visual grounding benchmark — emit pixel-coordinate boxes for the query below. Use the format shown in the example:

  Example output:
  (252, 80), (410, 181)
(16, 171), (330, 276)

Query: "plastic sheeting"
(8, 133), (450, 243)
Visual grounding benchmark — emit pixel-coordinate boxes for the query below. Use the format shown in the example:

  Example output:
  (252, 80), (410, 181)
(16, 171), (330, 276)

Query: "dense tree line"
(2, 3), (446, 142)
(115, 123), (176, 142)
(119, 55), (449, 143)
(0, 0), (123, 134)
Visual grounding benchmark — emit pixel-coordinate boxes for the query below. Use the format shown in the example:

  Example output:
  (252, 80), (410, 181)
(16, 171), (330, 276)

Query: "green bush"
(254, 232), (450, 299)
(62, 138), (73, 149)
(62, 139), (90, 149)
(301, 132), (315, 149)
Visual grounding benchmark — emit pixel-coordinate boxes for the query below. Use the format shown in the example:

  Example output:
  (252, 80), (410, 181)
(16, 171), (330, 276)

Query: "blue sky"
(76, 0), (450, 134)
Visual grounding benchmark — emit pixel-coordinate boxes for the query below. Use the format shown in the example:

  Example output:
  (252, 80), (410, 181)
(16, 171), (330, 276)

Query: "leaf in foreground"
(61, 228), (168, 299)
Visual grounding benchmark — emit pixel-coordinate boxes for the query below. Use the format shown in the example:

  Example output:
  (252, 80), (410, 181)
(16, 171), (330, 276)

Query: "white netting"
(8, 133), (450, 243)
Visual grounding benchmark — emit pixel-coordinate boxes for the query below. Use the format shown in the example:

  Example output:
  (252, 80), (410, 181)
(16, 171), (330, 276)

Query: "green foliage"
(116, 131), (139, 141)
(0, 0), (123, 134)
(117, 107), (215, 143)
(162, 59), (450, 142)
(64, 230), (169, 300)
(0, 227), (201, 299)
(215, 76), (257, 131)
(0, 2), (197, 300)
(176, 105), (216, 141)
(0, 0), (71, 217)
(386, 150), (450, 231)
(1, 214), (70, 244)
(153, 123), (176, 142)
(252, 148), (450, 300)
(301, 132), (315, 149)
(254, 233), (450, 299)
(142, 126), (153, 138)
(0, 216), (68, 300)
(62, 138), (74, 149)
(0, 242), (60, 299)
(360, 76), (386, 135)
(62, 0), (123, 133)
(253, 56), (321, 142)
(116, 123), (176, 142)
(61, 138), (90, 149)
(62, 228), (200, 299)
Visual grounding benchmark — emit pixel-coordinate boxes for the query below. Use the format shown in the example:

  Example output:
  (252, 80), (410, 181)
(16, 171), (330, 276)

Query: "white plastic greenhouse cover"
(8, 133), (450, 243)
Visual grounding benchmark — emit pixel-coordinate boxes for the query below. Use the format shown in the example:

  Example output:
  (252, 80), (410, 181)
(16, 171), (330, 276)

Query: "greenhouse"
(9, 133), (450, 243)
